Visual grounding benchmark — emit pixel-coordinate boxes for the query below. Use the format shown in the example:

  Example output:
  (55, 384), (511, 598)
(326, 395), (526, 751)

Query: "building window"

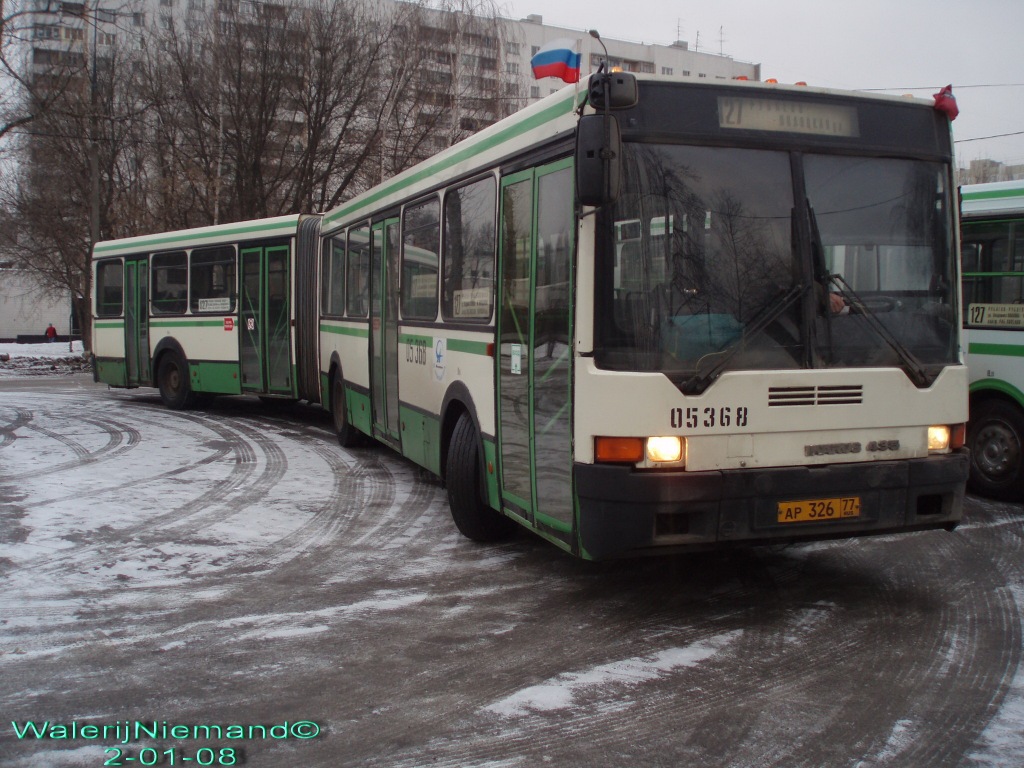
(530, 86), (540, 99)
(506, 62), (518, 75)
(682, 70), (690, 76)
(661, 67), (673, 75)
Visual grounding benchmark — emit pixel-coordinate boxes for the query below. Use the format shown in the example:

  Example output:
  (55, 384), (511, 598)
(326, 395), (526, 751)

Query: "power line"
(861, 83), (1024, 91)
(955, 131), (1024, 144)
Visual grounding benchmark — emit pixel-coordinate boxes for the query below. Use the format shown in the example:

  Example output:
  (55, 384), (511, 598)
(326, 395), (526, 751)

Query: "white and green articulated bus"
(961, 180), (1024, 500)
(92, 214), (324, 408)
(93, 73), (969, 558)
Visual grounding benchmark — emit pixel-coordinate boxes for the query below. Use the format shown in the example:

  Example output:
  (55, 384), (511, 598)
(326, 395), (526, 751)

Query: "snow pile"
(0, 341), (90, 377)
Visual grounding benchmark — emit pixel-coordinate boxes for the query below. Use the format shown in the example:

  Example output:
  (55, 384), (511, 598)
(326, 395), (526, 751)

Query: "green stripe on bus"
(962, 187), (1024, 202)
(95, 359), (126, 386)
(447, 338), (491, 355)
(963, 272), (1024, 277)
(150, 319), (227, 328)
(968, 342), (1024, 357)
(321, 324), (369, 338)
(534, 510), (573, 534)
(94, 219), (299, 255)
(322, 92), (578, 228)
(398, 333), (433, 346)
(190, 361), (243, 395)
(394, 335), (490, 355)
(94, 320), (124, 328)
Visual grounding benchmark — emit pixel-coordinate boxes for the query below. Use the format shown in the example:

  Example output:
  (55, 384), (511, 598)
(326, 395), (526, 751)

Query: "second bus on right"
(962, 180), (1024, 500)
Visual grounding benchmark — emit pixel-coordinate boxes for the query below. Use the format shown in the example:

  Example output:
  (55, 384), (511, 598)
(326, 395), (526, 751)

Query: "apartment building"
(509, 13), (760, 103)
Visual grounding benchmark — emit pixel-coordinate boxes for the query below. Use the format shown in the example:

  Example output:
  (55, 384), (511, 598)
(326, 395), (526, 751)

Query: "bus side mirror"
(588, 72), (638, 110)
(576, 114), (622, 207)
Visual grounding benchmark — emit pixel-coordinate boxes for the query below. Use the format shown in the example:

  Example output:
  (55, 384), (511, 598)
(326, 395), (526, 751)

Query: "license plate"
(777, 496), (861, 523)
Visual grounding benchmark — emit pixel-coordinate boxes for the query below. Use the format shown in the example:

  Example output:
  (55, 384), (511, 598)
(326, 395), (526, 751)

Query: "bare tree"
(1, 28), (150, 350)
(2, 0), (519, 351)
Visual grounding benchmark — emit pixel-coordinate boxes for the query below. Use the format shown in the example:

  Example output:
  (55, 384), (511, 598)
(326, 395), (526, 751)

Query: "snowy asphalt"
(1, 373), (1023, 767)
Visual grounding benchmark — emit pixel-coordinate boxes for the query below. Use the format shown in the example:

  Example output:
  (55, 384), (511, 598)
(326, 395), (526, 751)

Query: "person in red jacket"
(45, 323), (57, 342)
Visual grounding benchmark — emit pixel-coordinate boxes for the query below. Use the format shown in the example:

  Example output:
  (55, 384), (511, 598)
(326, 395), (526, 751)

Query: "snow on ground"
(6, 364), (1024, 765)
(0, 341), (89, 377)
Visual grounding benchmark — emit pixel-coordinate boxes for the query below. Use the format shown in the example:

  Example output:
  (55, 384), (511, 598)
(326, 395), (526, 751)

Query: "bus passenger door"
(496, 159), (575, 543)
(370, 218), (401, 444)
(239, 243), (293, 395)
(124, 257), (150, 387)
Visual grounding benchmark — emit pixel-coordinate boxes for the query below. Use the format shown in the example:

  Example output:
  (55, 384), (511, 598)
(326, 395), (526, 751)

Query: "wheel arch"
(327, 352), (344, 410)
(151, 336), (188, 384)
(969, 380), (1024, 417)
(439, 381), (482, 484)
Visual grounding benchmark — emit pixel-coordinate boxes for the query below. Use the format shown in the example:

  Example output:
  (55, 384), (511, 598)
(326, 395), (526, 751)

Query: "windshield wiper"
(681, 283), (805, 395)
(826, 273), (931, 387)
(805, 203), (930, 387)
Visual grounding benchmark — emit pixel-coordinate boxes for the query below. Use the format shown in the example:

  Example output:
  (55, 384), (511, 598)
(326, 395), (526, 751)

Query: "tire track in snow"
(0, 405), (33, 449)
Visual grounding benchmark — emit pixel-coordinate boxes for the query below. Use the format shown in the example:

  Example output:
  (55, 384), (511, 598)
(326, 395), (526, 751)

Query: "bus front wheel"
(968, 400), (1024, 501)
(446, 412), (515, 542)
(331, 374), (362, 448)
(157, 352), (196, 410)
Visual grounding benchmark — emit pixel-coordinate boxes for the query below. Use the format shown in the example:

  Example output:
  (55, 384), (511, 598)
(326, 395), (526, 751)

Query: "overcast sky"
(503, 0), (1024, 167)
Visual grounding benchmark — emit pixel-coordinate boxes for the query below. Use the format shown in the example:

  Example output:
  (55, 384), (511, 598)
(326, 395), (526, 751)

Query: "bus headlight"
(927, 425), (950, 452)
(646, 436), (683, 463)
(595, 436), (685, 466)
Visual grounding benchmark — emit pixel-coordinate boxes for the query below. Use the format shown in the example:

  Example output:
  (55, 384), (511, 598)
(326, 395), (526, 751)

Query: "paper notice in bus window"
(453, 287), (491, 318)
(197, 297), (232, 313)
(718, 96), (859, 137)
(968, 303), (1024, 328)
(511, 344), (522, 375)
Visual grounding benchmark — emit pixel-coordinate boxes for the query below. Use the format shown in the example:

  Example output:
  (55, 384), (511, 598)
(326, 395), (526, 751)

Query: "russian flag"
(531, 38), (582, 83)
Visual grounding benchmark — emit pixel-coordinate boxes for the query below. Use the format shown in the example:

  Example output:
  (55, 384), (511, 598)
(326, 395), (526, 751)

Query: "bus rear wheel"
(446, 412), (515, 542)
(331, 374), (362, 448)
(157, 351), (196, 410)
(968, 400), (1024, 501)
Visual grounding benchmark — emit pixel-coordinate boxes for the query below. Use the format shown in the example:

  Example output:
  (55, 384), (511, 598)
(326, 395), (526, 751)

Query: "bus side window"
(401, 198), (440, 321)
(326, 235), (345, 317)
(320, 239), (331, 316)
(151, 251), (188, 315)
(96, 260), (124, 317)
(962, 221), (1023, 309)
(443, 176), (496, 321)
(190, 245), (235, 313)
(332, 237), (346, 315)
(347, 225), (370, 318)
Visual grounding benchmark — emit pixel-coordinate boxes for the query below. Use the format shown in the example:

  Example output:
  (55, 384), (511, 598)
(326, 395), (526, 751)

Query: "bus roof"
(961, 180), (1024, 217)
(92, 214), (306, 259)
(320, 84), (583, 234)
(319, 74), (939, 236)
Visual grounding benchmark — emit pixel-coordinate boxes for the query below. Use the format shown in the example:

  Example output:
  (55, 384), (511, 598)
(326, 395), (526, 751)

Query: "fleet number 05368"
(670, 406), (749, 429)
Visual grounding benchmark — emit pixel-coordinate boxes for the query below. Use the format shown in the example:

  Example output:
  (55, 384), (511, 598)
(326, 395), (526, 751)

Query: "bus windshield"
(595, 143), (958, 389)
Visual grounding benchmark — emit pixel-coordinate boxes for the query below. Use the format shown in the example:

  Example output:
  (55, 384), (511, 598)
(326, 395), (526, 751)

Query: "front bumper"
(575, 450), (968, 559)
